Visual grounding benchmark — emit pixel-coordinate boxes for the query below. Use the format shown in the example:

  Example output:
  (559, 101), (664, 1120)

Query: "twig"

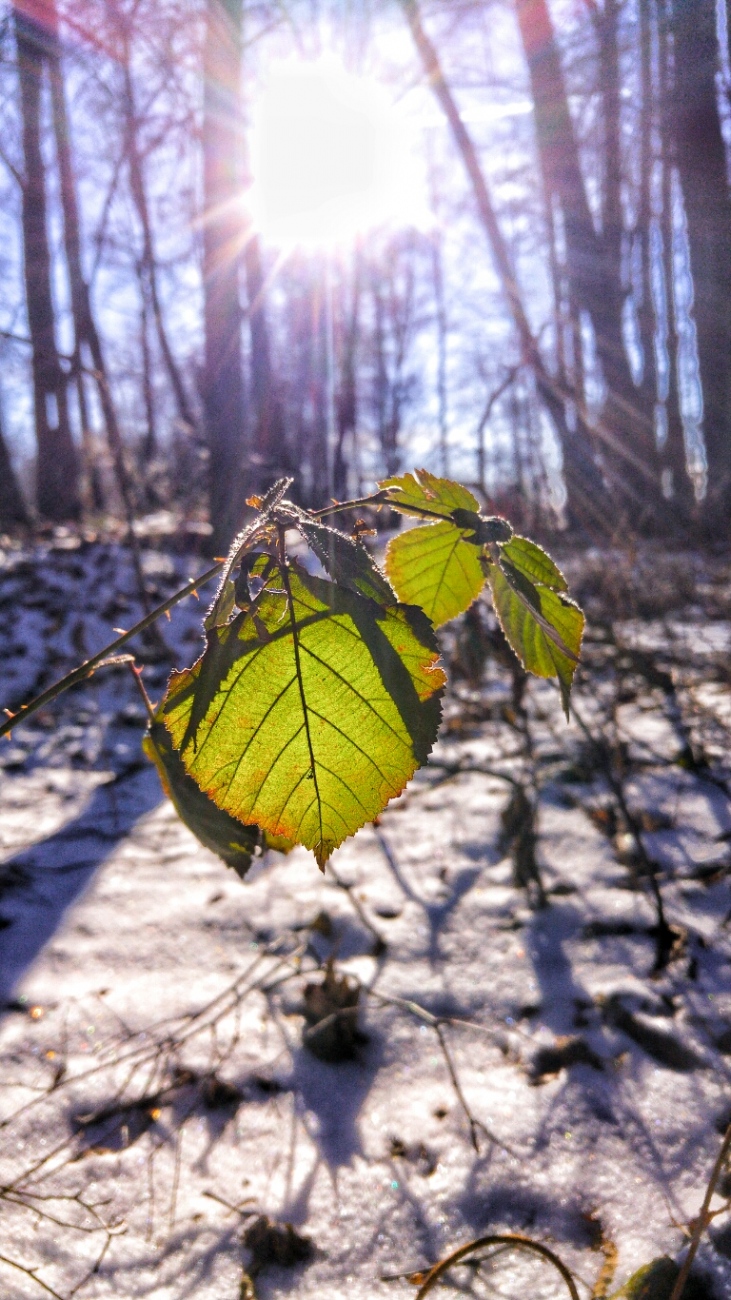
(433, 1022), (487, 1154)
(0, 560), (224, 741)
(571, 699), (675, 969)
(325, 862), (386, 953)
(0, 1252), (65, 1299)
(668, 1120), (731, 1300)
(366, 990), (514, 1155)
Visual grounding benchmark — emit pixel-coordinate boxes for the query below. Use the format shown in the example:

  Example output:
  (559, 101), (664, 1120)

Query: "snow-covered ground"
(1, 537), (731, 1299)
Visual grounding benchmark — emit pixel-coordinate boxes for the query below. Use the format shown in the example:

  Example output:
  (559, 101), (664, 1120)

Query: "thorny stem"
(668, 1120), (731, 1300)
(0, 559), (224, 742)
(413, 1232), (580, 1300)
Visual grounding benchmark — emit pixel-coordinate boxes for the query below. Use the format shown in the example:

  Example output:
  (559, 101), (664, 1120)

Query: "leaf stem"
(310, 490), (392, 518)
(0, 560), (224, 742)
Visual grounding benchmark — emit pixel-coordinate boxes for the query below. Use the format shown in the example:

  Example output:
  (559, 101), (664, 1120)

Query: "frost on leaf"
(160, 560), (444, 868)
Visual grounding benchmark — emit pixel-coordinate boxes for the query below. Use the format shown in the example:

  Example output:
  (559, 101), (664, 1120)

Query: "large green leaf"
(143, 720), (262, 878)
(488, 558), (583, 717)
(384, 520), (486, 628)
(160, 561), (445, 868)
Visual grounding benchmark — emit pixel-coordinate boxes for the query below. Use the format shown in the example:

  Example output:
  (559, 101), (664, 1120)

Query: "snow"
(1, 538), (731, 1299)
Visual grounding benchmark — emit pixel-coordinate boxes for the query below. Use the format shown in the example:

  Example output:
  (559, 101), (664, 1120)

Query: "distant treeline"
(1, 0), (730, 545)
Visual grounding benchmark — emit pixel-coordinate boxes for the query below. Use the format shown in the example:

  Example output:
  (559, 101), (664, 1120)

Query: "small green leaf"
(377, 462), (481, 512)
(385, 520), (486, 627)
(381, 472), (517, 626)
(143, 720), (262, 878)
(499, 534), (568, 591)
(488, 559), (583, 717)
(379, 468), (480, 519)
(608, 1257), (679, 1299)
(161, 561), (445, 868)
(297, 517), (396, 605)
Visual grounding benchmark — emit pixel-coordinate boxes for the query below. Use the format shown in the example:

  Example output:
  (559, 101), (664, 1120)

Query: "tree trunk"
(657, 0), (694, 515)
(0, 412), (30, 528)
(45, 0), (141, 534)
(14, 4), (80, 521)
(244, 232), (286, 487)
(118, 31), (195, 434)
(401, 0), (613, 535)
(515, 0), (663, 526)
(202, 0), (246, 554)
(671, 0), (731, 536)
(45, 0), (105, 512)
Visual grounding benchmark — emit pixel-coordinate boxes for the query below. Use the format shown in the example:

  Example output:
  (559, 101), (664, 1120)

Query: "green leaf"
(297, 517), (396, 605)
(160, 561), (445, 868)
(608, 1257), (679, 1299)
(143, 719), (263, 878)
(379, 468), (481, 519)
(488, 559), (583, 718)
(499, 534), (568, 592)
(380, 471), (514, 626)
(385, 520), (486, 628)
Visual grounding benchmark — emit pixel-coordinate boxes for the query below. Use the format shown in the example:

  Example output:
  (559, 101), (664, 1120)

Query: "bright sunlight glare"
(250, 57), (429, 249)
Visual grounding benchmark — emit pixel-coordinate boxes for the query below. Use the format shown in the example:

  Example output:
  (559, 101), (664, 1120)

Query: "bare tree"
(0, 405), (29, 527)
(670, 0), (731, 535)
(202, 0), (247, 553)
(516, 0), (663, 525)
(401, 0), (613, 534)
(13, 2), (80, 521)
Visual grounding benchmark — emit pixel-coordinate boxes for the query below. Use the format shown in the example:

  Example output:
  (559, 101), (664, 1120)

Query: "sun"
(249, 56), (428, 250)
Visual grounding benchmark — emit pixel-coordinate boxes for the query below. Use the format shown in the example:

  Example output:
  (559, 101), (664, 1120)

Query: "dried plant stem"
(668, 1120), (731, 1300)
(414, 1232), (580, 1300)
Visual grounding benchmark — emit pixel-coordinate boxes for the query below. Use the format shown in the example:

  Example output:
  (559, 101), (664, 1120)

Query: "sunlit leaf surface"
(384, 519), (485, 627)
(379, 468), (481, 518)
(499, 534), (568, 592)
(161, 562), (444, 867)
(488, 559), (584, 717)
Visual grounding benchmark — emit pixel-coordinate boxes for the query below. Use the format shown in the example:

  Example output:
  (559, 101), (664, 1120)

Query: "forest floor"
(1, 531), (731, 1299)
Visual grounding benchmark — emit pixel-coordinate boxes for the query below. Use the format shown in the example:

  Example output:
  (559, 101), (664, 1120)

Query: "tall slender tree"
(0, 407), (29, 527)
(671, 0), (731, 535)
(401, 0), (614, 534)
(13, 1), (80, 521)
(515, 0), (663, 525)
(202, 0), (246, 553)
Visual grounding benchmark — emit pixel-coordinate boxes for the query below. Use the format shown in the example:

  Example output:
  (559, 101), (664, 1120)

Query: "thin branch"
(668, 1120), (731, 1300)
(0, 560), (223, 742)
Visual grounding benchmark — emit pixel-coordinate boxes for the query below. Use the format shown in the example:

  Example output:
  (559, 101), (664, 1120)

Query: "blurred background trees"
(1, 0), (730, 543)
